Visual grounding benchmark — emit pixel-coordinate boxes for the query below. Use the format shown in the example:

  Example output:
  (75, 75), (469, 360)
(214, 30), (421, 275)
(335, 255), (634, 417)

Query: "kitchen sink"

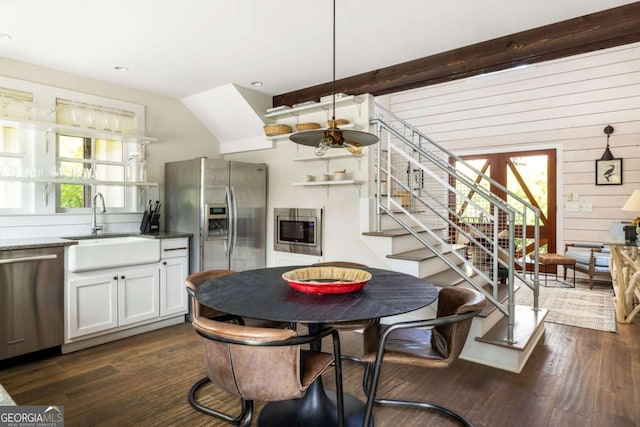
(65, 236), (160, 272)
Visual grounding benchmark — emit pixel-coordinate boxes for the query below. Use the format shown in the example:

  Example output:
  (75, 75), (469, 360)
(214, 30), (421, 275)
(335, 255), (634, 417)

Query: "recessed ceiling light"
(250, 81), (263, 87)
(0, 33), (12, 40)
(114, 66), (129, 72)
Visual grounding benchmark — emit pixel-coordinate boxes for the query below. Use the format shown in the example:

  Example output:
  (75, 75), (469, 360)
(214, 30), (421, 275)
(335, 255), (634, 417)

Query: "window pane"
(0, 157), (22, 208)
(96, 185), (125, 208)
(59, 183), (87, 209)
(95, 138), (122, 162)
(1, 126), (20, 153)
(0, 154), (21, 176)
(59, 160), (85, 180)
(95, 164), (124, 182)
(58, 135), (87, 159)
(0, 181), (21, 208)
(507, 155), (548, 223)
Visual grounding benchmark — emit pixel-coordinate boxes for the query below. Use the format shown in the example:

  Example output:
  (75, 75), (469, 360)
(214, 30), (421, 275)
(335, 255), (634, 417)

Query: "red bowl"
(282, 267), (371, 295)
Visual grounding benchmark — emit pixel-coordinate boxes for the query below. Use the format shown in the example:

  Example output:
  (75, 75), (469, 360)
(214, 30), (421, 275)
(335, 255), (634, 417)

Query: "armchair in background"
(564, 243), (611, 289)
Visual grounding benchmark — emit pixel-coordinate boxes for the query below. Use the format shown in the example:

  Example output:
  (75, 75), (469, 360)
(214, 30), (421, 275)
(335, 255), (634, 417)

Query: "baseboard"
(62, 316), (186, 354)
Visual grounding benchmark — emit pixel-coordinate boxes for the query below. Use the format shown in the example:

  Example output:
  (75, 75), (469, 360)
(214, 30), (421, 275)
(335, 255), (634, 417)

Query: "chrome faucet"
(91, 192), (106, 236)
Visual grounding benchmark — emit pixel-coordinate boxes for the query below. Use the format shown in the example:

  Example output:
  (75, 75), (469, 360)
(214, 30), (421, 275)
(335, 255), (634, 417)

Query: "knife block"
(140, 212), (160, 234)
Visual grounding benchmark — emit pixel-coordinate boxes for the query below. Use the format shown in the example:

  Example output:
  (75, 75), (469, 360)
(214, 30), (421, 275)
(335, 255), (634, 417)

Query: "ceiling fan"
(289, 0), (379, 156)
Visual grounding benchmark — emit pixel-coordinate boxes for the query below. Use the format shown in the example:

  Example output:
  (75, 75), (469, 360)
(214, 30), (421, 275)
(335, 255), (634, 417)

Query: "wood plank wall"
(386, 42), (640, 247)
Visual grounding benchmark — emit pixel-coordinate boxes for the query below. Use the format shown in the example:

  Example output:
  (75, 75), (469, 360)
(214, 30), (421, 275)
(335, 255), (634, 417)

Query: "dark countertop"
(0, 232), (192, 251)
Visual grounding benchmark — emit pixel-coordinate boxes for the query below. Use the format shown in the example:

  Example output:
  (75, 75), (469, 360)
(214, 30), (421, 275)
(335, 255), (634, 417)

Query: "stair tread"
(462, 281), (521, 317)
(425, 264), (478, 287)
(362, 227), (429, 237)
(475, 304), (548, 351)
(386, 244), (467, 261)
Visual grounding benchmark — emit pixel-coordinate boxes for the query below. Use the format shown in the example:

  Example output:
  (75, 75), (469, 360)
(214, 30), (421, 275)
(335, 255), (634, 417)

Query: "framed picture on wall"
(595, 158), (623, 185)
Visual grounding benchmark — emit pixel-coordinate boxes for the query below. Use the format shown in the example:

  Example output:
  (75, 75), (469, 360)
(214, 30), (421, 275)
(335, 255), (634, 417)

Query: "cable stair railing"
(370, 103), (541, 345)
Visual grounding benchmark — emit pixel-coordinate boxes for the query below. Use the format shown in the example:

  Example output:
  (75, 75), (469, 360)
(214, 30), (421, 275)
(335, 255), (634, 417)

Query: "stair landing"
(476, 304), (548, 351)
(460, 304), (548, 372)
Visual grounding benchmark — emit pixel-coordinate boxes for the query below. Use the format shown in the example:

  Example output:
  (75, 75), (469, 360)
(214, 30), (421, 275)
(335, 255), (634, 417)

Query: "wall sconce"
(599, 125), (615, 160)
(595, 125), (622, 185)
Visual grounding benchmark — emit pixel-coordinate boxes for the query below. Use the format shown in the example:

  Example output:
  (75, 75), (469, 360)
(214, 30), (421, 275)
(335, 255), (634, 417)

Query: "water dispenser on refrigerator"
(205, 203), (228, 240)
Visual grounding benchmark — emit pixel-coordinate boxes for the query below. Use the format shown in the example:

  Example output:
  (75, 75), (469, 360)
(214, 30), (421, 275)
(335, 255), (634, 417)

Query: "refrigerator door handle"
(230, 185), (238, 255)
(224, 186), (232, 257)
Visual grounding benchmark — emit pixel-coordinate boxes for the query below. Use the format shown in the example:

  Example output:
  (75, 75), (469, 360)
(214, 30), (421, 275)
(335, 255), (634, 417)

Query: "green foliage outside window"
(60, 184), (84, 208)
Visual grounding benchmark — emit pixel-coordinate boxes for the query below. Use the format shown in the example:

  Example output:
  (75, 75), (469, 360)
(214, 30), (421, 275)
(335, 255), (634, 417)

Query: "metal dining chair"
(360, 286), (486, 427)
(188, 315), (345, 427)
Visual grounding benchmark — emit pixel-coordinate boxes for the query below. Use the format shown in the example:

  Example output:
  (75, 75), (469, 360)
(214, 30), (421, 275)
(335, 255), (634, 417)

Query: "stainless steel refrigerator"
(164, 158), (267, 274)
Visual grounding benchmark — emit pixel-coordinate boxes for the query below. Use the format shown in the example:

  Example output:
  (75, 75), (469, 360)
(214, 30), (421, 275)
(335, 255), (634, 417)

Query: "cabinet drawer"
(161, 238), (189, 258)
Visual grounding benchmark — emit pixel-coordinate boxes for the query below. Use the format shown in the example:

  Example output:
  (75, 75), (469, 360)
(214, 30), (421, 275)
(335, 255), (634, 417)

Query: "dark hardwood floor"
(1, 318), (639, 426)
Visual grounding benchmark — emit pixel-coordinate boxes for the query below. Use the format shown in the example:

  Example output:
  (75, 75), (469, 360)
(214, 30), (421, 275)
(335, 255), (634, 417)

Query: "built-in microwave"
(274, 208), (323, 256)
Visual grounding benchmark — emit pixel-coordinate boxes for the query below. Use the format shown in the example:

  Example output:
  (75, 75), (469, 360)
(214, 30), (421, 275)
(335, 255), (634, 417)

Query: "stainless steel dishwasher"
(0, 246), (64, 360)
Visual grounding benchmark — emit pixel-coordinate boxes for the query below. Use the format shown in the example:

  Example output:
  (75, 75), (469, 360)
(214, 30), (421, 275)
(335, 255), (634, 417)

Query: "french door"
(453, 149), (557, 257)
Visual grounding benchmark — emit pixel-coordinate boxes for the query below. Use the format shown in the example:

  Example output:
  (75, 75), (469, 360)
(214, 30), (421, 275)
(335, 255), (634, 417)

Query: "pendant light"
(289, 0), (378, 156)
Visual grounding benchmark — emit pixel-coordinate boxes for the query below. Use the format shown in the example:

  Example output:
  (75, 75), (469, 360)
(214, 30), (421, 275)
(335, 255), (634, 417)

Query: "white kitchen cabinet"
(159, 238), (189, 316)
(117, 266), (160, 326)
(67, 264), (159, 339)
(67, 273), (118, 339)
(64, 237), (189, 349)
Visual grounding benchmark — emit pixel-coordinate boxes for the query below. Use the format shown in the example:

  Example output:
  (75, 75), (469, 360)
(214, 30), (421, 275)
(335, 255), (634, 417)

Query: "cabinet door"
(160, 256), (189, 316)
(68, 273), (118, 339)
(118, 266), (160, 326)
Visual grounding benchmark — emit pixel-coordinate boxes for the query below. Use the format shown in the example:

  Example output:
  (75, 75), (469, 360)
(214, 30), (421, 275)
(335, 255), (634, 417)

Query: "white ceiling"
(0, 0), (636, 99)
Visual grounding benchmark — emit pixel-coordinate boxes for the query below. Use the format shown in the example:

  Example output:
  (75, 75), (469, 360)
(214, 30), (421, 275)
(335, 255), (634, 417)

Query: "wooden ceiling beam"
(273, 2), (640, 107)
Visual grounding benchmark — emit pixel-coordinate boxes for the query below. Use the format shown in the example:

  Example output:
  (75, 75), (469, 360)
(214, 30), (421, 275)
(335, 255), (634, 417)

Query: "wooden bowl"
(264, 124), (292, 136)
(295, 122), (322, 131)
(282, 266), (372, 294)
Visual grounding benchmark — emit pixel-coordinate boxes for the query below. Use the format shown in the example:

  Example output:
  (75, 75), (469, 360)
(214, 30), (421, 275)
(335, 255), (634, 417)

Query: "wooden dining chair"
(188, 316), (345, 427)
(360, 286), (486, 427)
(185, 269), (287, 328)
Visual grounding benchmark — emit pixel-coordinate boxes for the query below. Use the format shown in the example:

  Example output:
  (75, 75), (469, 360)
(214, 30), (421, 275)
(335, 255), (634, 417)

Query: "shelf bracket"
(45, 128), (54, 153)
(321, 158), (331, 173)
(43, 182), (51, 206)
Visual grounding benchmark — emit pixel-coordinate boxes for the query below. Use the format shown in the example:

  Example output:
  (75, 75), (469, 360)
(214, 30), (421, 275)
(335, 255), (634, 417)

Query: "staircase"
(360, 104), (548, 373)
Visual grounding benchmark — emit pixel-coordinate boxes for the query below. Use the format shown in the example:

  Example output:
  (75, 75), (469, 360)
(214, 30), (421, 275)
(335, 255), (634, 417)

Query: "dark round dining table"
(196, 265), (439, 427)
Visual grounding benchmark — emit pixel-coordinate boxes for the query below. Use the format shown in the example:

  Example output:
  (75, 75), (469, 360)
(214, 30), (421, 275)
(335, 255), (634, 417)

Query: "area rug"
(515, 280), (616, 332)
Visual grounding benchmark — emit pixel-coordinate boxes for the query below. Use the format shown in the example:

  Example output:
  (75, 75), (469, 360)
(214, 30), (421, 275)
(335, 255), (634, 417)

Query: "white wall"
(385, 42), (640, 248)
(225, 95), (388, 268)
(0, 57), (219, 238)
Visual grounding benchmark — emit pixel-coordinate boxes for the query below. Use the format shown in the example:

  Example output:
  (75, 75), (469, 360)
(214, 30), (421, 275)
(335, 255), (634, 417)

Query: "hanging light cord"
(332, 0), (336, 123)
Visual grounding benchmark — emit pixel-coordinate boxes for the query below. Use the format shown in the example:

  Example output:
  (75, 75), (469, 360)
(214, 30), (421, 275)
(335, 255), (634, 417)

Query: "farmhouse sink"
(65, 236), (160, 272)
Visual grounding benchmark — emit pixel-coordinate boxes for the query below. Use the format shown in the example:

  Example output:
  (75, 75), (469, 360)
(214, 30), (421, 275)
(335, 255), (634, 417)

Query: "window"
(56, 134), (129, 211)
(452, 149), (557, 255)
(0, 125), (28, 210)
(0, 88), (147, 216)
